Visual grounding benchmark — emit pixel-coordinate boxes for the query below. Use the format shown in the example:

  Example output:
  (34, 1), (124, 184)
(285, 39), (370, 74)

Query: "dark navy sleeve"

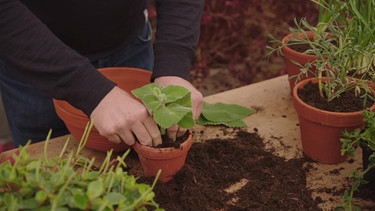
(0, 0), (116, 116)
(152, 0), (204, 81)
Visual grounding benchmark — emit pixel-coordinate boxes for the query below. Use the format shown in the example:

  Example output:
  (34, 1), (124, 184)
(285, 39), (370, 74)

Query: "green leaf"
(178, 112), (195, 129)
(35, 190), (48, 205)
(162, 85), (190, 103)
(201, 102), (254, 123)
(87, 180), (104, 200)
(153, 103), (191, 129)
(174, 92), (192, 108)
(141, 94), (162, 114)
(103, 192), (126, 205)
(71, 194), (89, 210)
(131, 83), (164, 100)
(221, 119), (248, 128)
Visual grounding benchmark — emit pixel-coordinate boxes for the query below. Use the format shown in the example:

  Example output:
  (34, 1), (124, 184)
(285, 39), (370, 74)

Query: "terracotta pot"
(292, 77), (373, 164)
(281, 31), (317, 95)
(133, 132), (193, 183)
(53, 67), (152, 152)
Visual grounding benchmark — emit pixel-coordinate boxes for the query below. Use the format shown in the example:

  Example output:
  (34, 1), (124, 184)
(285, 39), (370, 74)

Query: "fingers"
(131, 117), (162, 147)
(106, 132), (137, 146)
(142, 116), (162, 146)
(167, 124), (187, 141)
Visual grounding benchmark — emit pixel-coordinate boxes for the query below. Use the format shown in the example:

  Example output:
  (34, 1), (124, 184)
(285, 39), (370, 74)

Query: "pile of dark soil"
(138, 129), (322, 210)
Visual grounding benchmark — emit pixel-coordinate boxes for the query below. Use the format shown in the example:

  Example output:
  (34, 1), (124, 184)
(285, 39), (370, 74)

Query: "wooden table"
(0, 75), (371, 210)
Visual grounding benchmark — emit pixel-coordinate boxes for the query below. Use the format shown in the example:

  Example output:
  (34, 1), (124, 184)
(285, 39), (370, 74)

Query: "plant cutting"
(131, 83), (254, 182)
(339, 109), (375, 210)
(0, 121), (163, 211)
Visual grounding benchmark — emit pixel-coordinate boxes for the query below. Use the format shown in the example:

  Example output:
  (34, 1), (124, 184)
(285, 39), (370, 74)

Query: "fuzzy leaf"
(196, 116), (247, 127)
(174, 92), (192, 108)
(153, 103), (191, 128)
(131, 83), (164, 99)
(221, 119), (248, 128)
(178, 112), (195, 129)
(201, 102), (254, 123)
(162, 85), (190, 103)
(141, 94), (162, 114)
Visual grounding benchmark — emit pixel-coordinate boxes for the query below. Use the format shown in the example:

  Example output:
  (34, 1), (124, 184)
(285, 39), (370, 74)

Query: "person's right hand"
(90, 86), (162, 147)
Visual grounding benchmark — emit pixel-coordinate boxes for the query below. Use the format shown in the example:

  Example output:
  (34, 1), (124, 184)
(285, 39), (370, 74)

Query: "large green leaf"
(162, 85), (190, 103)
(141, 94), (162, 114)
(131, 83), (164, 99)
(178, 112), (195, 129)
(197, 115), (248, 127)
(201, 102), (254, 123)
(153, 103), (191, 128)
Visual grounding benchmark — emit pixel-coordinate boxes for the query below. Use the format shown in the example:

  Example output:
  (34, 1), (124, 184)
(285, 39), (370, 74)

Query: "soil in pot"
(297, 80), (375, 112)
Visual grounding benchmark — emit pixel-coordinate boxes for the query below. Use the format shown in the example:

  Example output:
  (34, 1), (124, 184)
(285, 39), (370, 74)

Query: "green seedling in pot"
(132, 83), (255, 134)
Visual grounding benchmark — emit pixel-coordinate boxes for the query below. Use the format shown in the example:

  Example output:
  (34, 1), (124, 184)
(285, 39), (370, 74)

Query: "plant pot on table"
(53, 67), (152, 152)
(133, 131), (193, 183)
(281, 31), (318, 94)
(292, 77), (375, 164)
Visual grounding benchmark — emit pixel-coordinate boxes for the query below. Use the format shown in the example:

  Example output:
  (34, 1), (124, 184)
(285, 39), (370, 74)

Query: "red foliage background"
(148, 0), (318, 86)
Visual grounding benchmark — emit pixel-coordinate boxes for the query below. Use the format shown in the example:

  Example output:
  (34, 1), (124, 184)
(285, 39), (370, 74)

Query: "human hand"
(154, 76), (203, 140)
(90, 86), (162, 147)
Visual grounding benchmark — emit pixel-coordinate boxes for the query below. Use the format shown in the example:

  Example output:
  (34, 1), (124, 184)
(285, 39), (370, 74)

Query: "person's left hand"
(154, 76), (203, 140)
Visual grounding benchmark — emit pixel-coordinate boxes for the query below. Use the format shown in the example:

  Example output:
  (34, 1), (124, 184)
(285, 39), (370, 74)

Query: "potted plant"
(0, 122), (163, 210)
(288, 0), (375, 164)
(131, 83), (254, 183)
(267, 0), (375, 94)
(266, 18), (335, 94)
(339, 109), (375, 210)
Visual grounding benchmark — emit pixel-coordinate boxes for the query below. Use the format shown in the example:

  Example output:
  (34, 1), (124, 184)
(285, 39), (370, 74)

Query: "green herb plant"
(0, 121), (163, 211)
(267, 0), (375, 104)
(131, 83), (254, 135)
(339, 109), (375, 210)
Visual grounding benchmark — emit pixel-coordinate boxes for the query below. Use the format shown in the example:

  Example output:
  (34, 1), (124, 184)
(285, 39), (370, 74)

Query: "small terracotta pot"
(281, 31), (317, 95)
(53, 67), (152, 152)
(133, 132), (193, 183)
(292, 77), (373, 164)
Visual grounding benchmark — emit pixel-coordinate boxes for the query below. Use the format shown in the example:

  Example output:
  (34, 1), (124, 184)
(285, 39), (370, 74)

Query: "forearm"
(0, 0), (115, 116)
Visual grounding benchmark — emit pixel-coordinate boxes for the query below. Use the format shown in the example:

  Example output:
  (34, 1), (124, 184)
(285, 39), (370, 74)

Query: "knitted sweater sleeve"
(0, 0), (115, 116)
(151, 0), (204, 81)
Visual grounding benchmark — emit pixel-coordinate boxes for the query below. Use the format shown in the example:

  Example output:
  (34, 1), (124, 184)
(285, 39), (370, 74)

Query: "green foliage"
(132, 83), (194, 132)
(197, 102), (255, 127)
(0, 122), (163, 211)
(132, 83), (255, 131)
(267, 0), (375, 103)
(339, 109), (375, 210)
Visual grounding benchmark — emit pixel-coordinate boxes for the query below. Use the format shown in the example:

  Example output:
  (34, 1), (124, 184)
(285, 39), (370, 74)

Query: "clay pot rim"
(53, 67), (152, 118)
(281, 31), (317, 58)
(133, 132), (193, 159)
(293, 77), (375, 115)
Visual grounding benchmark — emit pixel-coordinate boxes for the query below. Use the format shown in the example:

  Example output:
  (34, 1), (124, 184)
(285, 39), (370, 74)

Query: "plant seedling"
(132, 83), (255, 132)
(0, 121), (163, 211)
